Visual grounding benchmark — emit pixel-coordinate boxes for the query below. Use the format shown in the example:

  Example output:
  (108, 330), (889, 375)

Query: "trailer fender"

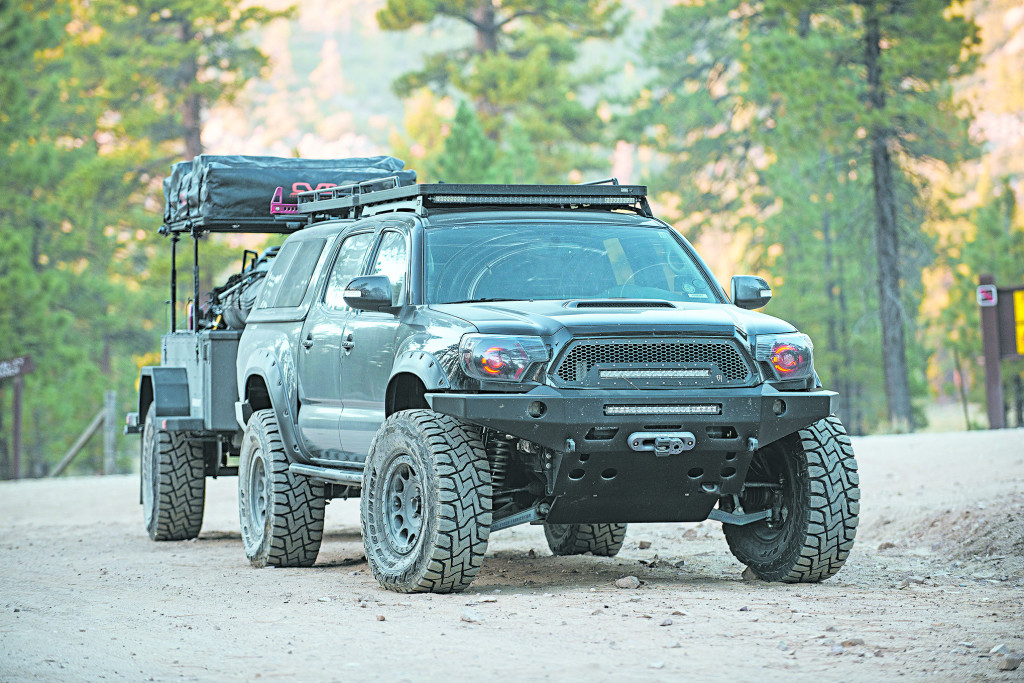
(138, 366), (191, 420)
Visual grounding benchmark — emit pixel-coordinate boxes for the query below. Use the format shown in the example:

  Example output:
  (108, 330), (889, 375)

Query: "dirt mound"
(903, 492), (1024, 564)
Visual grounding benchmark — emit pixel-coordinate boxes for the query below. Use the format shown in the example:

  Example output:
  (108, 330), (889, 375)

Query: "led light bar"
(600, 369), (711, 379)
(432, 194), (638, 205)
(604, 404), (722, 416)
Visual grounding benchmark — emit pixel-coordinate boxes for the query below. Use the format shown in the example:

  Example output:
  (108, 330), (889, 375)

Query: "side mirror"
(343, 275), (395, 312)
(731, 275), (772, 310)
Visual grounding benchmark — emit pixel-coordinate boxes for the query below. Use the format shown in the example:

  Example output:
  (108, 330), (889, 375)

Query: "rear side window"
(257, 238), (327, 309)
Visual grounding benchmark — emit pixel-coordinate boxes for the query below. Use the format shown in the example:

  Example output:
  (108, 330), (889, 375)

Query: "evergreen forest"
(1, 0), (1022, 478)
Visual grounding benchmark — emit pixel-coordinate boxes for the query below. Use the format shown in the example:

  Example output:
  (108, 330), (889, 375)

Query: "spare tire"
(219, 247), (279, 329)
(221, 276), (266, 329)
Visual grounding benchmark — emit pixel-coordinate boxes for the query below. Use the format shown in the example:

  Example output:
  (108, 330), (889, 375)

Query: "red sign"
(977, 284), (998, 307)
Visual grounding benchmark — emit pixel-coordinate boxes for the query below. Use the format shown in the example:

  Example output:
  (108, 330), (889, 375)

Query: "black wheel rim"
(246, 448), (269, 542)
(547, 523), (570, 540)
(383, 457), (423, 555)
(741, 447), (797, 545)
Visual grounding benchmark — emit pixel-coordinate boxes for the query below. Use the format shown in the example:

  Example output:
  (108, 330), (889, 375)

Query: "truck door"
(337, 228), (408, 462)
(296, 230), (375, 459)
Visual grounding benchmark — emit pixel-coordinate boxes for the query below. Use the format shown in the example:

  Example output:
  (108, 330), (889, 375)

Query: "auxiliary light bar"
(432, 194), (639, 206)
(604, 404), (722, 416)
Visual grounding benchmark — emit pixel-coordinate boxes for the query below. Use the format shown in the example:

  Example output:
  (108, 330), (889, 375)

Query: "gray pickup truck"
(131, 160), (859, 594)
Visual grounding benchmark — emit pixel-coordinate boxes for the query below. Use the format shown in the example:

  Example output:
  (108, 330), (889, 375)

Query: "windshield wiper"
(445, 297), (523, 304)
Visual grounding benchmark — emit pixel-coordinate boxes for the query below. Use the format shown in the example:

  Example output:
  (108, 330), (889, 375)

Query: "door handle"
(301, 335), (314, 349)
(341, 334), (355, 351)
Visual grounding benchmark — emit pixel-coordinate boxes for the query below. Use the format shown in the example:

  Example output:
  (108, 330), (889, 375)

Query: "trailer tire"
(361, 410), (491, 593)
(723, 416), (859, 582)
(544, 523), (627, 557)
(141, 406), (205, 541)
(238, 409), (324, 567)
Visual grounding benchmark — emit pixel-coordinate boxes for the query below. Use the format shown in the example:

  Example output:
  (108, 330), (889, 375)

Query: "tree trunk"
(470, 1), (501, 133)
(863, 1), (914, 431)
(179, 20), (203, 160)
(472, 2), (498, 53)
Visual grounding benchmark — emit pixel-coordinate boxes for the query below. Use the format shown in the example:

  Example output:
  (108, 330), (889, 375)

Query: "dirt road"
(2, 430), (1022, 681)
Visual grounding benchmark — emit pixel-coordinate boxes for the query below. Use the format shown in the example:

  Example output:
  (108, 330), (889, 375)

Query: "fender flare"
(239, 349), (309, 463)
(388, 348), (452, 392)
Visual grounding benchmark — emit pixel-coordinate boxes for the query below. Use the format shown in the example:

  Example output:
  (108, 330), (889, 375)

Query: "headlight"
(459, 334), (549, 382)
(755, 333), (814, 381)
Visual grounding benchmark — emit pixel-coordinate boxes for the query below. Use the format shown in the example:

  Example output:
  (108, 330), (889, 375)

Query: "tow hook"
(627, 432), (696, 456)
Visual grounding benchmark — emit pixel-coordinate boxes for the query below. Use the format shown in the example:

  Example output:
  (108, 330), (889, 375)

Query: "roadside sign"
(0, 355), (34, 480)
(1013, 290), (1024, 357)
(0, 355), (34, 380)
(977, 284), (997, 307)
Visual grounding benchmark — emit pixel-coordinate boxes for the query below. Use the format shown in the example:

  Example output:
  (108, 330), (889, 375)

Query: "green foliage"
(0, 0), (285, 478)
(378, 0), (624, 180)
(623, 0), (979, 432)
(429, 101), (538, 183)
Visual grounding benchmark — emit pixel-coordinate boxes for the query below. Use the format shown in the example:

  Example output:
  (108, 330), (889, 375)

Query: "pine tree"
(430, 101), (500, 183)
(378, 0), (623, 180)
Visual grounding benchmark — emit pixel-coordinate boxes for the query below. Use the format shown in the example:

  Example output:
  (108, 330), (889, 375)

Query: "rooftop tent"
(162, 155), (416, 232)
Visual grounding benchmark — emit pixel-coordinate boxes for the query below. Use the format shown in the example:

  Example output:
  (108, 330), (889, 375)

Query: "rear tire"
(141, 406), (205, 541)
(238, 409), (324, 567)
(723, 416), (859, 582)
(361, 410), (491, 593)
(544, 523), (627, 557)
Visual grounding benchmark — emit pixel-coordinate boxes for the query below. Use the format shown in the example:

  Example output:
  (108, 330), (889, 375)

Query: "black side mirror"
(731, 275), (772, 310)
(343, 275), (396, 312)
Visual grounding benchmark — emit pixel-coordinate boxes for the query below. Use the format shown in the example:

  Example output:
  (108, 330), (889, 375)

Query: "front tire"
(544, 523), (627, 557)
(141, 406), (205, 541)
(238, 409), (324, 567)
(361, 410), (492, 593)
(723, 416), (859, 582)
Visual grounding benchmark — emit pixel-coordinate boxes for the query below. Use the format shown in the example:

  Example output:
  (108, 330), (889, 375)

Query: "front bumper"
(426, 385), (837, 524)
(426, 384), (836, 455)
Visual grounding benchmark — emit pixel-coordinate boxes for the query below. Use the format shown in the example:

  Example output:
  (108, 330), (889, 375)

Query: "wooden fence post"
(104, 390), (117, 475)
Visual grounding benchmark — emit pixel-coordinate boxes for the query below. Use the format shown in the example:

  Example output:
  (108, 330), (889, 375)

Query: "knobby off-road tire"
(723, 415), (859, 582)
(238, 409), (325, 568)
(361, 409), (492, 594)
(544, 523), (627, 557)
(141, 406), (205, 541)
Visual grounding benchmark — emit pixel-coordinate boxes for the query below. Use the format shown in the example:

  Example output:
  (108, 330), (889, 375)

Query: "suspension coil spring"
(486, 432), (514, 492)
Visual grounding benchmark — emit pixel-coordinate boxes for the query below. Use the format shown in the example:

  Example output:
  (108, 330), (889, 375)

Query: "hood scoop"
(566, 300), (675, 309)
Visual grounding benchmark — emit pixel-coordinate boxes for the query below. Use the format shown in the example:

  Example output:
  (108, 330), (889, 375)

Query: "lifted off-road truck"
(129, 156), (859, 593)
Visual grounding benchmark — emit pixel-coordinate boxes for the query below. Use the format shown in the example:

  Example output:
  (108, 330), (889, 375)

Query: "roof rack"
(280, 180), (652, 220)
(160, 216), (306, 235)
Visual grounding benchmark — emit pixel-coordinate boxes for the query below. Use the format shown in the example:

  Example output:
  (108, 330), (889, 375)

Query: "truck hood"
(428, 300), (797, 339)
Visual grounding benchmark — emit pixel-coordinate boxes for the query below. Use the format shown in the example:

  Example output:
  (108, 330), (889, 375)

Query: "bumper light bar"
(604, 404), (722, 416)
(600, 369), (711, 379)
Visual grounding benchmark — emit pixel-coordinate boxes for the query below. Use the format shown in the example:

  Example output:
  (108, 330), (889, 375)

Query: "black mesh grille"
(554, 338), (751, 384)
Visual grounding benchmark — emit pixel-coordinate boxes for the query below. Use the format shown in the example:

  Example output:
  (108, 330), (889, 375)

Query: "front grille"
(553, 338), (753, 385)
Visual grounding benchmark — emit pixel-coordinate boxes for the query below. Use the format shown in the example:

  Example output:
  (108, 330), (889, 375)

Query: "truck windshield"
(425, 223), (720, 304)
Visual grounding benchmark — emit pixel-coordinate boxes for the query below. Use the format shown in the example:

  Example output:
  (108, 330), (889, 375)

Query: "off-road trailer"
(125, 156), (415, 540)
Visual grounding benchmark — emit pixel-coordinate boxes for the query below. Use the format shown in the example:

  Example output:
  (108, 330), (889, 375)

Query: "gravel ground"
(2, 429), (1022, 681)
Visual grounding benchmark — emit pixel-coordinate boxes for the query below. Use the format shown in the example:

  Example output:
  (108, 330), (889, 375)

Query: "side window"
(323, 232), (375, 309)
(256, 238), (327, 309)
(370, 231), (408, 306)
(255, 241), (299, 309)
